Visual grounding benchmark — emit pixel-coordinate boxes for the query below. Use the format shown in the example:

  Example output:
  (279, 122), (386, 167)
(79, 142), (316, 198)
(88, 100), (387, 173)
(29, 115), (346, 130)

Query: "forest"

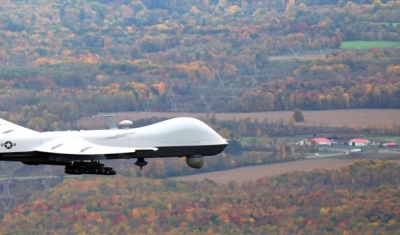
(0, 0), (399, 130)
(1, 160), (400, 234)
(1, 1), (400, 233)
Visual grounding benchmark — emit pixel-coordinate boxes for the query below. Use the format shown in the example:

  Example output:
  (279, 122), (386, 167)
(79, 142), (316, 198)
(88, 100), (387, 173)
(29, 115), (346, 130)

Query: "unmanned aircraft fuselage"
(0, 117), (228, 175)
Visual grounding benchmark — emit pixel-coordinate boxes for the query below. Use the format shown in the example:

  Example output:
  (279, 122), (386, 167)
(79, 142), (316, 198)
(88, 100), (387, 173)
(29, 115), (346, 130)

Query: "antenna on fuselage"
(118, 120), (133, 130)
(92, 114), (133, 130)
(92, 114), (118, 130)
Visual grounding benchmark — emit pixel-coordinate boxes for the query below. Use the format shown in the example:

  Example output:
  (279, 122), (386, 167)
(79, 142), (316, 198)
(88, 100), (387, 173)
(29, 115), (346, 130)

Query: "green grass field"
(340, 41), (399, 50)
(384, 22), (399, 27)
(363, 136), (400, 142)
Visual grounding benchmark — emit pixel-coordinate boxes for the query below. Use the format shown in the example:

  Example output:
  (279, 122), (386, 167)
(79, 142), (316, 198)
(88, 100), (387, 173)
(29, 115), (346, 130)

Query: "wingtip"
(225, 137), (243, 141)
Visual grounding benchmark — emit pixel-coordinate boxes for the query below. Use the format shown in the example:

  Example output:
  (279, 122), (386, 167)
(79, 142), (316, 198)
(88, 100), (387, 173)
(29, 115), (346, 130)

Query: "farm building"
(313, 138), (332, 145)
(382, 142), (398, 148)
(296, 138), (332, 145)
(349, 138), (370, 146)
(296, 139), (308, 146)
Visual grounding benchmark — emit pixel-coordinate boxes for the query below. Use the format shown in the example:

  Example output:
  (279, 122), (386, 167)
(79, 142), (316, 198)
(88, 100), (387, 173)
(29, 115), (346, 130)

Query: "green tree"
(293, 108), (305, 122)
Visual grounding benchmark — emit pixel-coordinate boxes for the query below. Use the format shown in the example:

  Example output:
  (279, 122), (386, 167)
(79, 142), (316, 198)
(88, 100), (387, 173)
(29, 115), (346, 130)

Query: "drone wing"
(35, 137), (157, 156)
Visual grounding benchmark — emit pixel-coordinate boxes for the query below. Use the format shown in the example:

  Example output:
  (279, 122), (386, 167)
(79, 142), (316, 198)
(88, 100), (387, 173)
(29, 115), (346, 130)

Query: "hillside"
(0, 0), (399, 130)
(1, 160), (400, 234)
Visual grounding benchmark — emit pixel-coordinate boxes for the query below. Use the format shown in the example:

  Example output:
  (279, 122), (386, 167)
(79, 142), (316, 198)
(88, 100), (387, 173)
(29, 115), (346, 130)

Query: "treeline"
(0, 0), (400, 129)
(2, 48), (400, 131)
(2, 160), (400, 234)
(1, 0), (398, 65)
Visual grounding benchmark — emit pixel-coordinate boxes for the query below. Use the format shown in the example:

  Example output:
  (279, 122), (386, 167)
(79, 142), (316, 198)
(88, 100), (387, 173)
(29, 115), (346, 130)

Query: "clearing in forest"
(340, 41), (399, 50)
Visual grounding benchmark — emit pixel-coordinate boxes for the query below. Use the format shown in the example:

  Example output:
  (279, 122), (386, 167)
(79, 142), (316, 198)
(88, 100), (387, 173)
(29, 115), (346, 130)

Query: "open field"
(266, 41), (400, 61)
(170, 158), (400, 184)
(268, 50), (326, 61)
(340, 41), (399, 50)
(170, 159), (354, 184)
(79, 109), (400, 129)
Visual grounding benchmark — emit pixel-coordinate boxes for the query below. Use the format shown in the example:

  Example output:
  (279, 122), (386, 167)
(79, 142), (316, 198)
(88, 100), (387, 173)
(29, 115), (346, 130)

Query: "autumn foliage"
(1, 160), (400, 234)
(0, 1), (399, 130)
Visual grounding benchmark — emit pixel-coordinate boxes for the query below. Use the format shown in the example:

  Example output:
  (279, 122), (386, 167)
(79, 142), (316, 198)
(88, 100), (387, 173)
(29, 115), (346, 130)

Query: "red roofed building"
(313, 138), (332, 145)
(349, 138), (370, 147)
(382, 142), (398, 148)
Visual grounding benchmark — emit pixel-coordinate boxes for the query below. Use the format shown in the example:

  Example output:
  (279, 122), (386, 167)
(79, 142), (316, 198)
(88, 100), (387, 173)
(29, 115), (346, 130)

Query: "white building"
(349, 138), (369, 147)
(296, 138), (332, 146)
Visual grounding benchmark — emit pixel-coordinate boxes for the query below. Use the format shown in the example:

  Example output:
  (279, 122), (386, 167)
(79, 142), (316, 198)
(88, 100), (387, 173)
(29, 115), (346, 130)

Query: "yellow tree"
(256, 128), (262, 137)
(27, 117), (47, 131)
(227, 5), (240, 15)
(218, 128), (231, 138)
(343, 93), (350, 108)
(387, 65), (400, 75)
(238, 121), (248, 135)
(152, 82), (166, 95)
(285, 0), (295, 13)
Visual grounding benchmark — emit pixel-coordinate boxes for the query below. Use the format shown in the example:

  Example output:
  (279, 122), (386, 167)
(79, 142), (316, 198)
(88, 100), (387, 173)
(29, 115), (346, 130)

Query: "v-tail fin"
(0, 118), (39, 134)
